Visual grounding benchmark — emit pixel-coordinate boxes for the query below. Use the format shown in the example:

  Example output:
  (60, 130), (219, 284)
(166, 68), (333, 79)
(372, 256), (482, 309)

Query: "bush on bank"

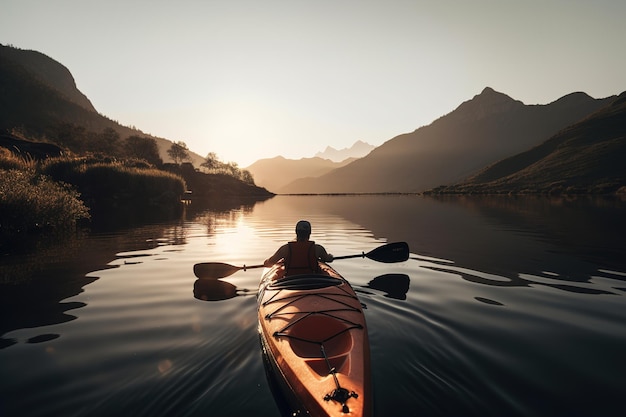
(1, 150), (187, 244)
(0, 168), (90, 237)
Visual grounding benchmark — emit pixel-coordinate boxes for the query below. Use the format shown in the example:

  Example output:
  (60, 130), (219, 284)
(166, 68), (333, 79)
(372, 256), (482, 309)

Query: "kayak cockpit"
(269, 274), (343, 291)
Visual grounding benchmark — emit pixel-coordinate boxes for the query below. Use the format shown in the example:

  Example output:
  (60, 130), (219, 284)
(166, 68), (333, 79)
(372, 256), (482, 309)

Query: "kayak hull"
(258, 263), (372, 417)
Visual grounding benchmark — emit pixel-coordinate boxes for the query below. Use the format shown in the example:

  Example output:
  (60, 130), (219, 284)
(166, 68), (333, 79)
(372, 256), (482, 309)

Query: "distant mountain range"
(278, 87), (621, 194)
(246, 156), (353, 193)
(0, 44), (205, 166)
(2, 43), (624, 195)
(245, 141), (373, 192)
(314, 140), (375, 162)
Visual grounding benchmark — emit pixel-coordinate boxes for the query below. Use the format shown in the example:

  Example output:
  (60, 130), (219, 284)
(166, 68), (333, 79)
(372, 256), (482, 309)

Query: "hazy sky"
(2, 0), (625, 166)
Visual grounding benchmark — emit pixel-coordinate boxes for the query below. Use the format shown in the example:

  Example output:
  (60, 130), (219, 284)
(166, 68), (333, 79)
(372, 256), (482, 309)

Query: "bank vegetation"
(0, 147), (186, 250)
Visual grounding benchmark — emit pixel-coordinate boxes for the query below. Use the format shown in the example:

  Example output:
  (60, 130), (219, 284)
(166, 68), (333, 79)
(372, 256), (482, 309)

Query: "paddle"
(193, 241), (409, 279)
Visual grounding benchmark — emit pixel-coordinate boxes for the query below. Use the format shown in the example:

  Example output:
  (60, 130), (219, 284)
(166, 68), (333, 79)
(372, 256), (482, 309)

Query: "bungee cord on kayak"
(262, 275), (366, 414)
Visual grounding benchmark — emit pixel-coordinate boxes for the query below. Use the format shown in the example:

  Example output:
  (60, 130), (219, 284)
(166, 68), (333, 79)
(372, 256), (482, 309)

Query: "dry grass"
(1, 151), (186, 245)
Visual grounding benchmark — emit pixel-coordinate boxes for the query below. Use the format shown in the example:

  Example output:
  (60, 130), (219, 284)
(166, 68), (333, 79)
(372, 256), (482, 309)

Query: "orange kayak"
(258, 262), (372, 417)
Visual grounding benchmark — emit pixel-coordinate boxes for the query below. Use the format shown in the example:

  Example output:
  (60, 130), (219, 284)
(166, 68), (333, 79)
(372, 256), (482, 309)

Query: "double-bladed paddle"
(193, 241), (409, 279)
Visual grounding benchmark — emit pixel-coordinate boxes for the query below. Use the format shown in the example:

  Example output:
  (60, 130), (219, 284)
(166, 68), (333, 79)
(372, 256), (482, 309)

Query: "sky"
(2, 0), (625, 167)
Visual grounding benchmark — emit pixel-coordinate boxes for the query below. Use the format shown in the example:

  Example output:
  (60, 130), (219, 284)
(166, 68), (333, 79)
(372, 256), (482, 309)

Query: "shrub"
(39, 155), (87, 183)
(2, 152), (187, 237)
(0, 169), (90, 237)
(79, 162), (186, 203)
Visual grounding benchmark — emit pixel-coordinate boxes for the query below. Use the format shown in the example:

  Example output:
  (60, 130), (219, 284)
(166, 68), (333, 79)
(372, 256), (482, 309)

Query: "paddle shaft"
(333, 253), (365, 260)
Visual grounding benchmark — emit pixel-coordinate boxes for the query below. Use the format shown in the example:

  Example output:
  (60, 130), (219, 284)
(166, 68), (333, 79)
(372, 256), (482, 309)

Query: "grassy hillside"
(427, 92), (626, 195)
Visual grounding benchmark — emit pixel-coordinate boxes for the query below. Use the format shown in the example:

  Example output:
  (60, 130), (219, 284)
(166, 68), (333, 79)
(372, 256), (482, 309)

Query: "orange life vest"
(284, 241), (319, 276)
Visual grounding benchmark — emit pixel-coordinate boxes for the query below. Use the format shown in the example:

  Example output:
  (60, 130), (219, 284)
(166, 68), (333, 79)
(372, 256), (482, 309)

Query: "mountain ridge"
(279, 87), (615, 194)
(3, 43), (621, 195)
(0, 44), (96, 112)
(246, 156), (353, 193)
(314, 140), (375, 162)
(427, 91), (626, 194)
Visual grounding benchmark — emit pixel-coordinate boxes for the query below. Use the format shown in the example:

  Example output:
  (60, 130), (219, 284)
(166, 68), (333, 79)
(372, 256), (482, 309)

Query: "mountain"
(314, 140), (375, 162)
(246, 141), (373, 193)
(0, 44), (96, 112)
(279, 87), (615, 194)
(0, 44), (205, 166)
(426, 92), (626, 194)
(245, 156), (353, 193)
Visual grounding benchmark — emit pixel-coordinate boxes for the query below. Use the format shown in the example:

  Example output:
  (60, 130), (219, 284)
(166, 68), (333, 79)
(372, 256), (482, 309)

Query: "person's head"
(295, 220), (311, 241)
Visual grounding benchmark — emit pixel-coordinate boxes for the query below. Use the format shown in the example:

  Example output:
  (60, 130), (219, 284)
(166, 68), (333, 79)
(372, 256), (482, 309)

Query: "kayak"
(258, 262), (372, 417)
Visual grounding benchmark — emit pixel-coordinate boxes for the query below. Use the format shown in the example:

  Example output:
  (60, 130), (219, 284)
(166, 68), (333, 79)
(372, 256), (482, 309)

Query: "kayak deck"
(258, 263), (372, 416)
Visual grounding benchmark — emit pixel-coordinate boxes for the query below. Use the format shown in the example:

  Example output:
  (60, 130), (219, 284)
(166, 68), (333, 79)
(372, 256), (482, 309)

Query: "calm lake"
(1, 195), (625, 417)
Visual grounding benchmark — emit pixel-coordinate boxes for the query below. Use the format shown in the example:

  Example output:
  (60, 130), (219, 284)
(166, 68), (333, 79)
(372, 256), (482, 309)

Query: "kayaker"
(263, 220), (334, 276)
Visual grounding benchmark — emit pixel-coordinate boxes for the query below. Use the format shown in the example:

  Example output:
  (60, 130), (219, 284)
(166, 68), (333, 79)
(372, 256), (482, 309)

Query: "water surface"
(1, 195), (625, 416)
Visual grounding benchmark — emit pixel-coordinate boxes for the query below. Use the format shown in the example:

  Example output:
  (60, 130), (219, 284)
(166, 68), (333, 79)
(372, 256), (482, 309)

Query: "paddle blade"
(365, 242), (409, 263)
(193, 262), (242, 279)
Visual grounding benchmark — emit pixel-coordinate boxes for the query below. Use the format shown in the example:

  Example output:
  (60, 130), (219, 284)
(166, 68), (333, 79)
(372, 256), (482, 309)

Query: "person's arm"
(315, 244), (334, 262)
(263, 244), (288, 267)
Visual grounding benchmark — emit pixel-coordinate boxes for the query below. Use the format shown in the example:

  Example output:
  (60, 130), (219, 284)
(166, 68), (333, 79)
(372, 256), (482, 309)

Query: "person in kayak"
(263, 220), (334, 276)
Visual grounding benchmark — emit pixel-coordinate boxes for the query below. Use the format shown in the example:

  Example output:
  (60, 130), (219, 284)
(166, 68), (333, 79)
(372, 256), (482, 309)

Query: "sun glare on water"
(212, 216), (260, 264)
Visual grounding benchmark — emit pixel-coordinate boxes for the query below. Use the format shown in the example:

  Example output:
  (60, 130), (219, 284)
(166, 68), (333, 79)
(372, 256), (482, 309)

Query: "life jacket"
(284, 241), (319, 276)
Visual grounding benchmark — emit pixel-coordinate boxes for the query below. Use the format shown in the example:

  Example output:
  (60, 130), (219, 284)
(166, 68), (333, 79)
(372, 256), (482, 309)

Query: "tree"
(240, 169), (255, 185)
(51, 122), (88, 153)
(198, 151), (254, 184)
(91, 127), (120, 156)
(167, 141), (190, 165)
(201, 152), (220, 171)
(124, 135), (162, 166)
(225, 161), (239, 177)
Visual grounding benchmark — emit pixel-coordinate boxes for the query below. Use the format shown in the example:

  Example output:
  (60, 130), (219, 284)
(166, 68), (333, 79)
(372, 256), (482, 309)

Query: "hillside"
(0, 44), (205, 166)
(426, 92), (626, 195)
(245, 156), (354, 193)
(0, 44), (96, 112)
(280, 87), (615, 194)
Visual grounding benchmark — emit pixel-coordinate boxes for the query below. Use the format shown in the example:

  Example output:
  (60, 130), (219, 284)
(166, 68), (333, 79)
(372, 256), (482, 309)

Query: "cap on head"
(295, 220), (311, 237)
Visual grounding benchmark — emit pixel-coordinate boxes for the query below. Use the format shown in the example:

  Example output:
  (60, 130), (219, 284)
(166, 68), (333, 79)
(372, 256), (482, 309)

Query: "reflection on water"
(193, 279), (253, 302)
(1, 195), (625, 417)
(365, 274), (410, 300)
(318, 194), (626, 279)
